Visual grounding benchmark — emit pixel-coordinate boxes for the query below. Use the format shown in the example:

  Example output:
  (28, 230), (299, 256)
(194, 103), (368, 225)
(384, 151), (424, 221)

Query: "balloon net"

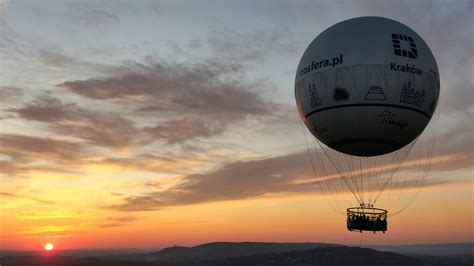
(300, 109), (438, 217)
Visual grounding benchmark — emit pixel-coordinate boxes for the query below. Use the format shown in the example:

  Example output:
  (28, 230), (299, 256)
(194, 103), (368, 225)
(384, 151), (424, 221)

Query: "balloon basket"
(347, 206), (388, 233)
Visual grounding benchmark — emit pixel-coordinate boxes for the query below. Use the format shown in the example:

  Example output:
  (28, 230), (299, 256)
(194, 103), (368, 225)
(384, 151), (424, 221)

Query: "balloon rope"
(318, 141), (362, 205)
(372, 138), (417, 206)
(390, 108), (439, 216)
(299, 120), (344, 214)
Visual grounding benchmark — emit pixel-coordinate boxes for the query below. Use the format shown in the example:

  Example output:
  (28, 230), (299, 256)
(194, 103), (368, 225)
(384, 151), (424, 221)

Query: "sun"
(44, 243), (54, 251)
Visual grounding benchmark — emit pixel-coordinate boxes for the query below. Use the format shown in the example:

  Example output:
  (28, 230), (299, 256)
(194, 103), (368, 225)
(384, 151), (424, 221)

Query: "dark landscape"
(1, 242), (472, 266)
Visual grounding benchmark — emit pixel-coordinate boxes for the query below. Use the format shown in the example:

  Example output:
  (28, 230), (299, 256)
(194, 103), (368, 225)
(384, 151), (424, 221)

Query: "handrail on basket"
(346, 206), (388, 233)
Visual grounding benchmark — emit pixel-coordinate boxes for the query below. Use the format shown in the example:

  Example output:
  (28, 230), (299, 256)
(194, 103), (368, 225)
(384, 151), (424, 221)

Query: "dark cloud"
(111, 146), (473, 212)
(56, 58), (278, 144)
(110, 152), (311, 211)
(57, 58), (267, 115)
(0, 134), (86, 162)
(53, 115), (139, 150)
(7, 96), (140, 149)
(144, 119), (225, 144)
(7, 96), (84, 122)
(0, 133), (90, 179)
(8, 83), (273, 152)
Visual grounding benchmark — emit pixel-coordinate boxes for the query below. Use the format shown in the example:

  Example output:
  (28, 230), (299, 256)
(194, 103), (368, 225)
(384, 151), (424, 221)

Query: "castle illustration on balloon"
(308, 81), (323, 108)
(400, 81), (425, 106)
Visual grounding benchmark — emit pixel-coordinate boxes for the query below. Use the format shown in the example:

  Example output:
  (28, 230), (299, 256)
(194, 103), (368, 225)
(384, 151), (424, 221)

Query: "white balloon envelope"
(295, 16), (439, 156)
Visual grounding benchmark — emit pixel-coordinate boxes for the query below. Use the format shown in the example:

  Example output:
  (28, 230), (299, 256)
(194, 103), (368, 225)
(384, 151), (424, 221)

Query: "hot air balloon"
(295, 17), (440, 233)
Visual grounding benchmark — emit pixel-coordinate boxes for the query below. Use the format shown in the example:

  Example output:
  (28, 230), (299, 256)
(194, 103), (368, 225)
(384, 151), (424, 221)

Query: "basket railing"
(347, 206), (388, 233)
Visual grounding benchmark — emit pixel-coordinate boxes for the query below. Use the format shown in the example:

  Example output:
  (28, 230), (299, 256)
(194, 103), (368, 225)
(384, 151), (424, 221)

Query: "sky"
(0, 0), (473, 250)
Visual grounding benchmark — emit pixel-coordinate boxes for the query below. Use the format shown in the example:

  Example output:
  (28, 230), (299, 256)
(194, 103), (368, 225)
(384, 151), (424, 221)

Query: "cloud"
(97, 216), (136, 228)
(0, 134), (89, 178)
(203, 28), (298, 62)
(0, 86), (22, 102)
(111, 146), (473, 212)
(0, 86), (23, 119)
(36, 48), (111, 72)
(0, 161), (76, 177)
(57, 58), (267, 114)
(54, 115), (139, 150)
(76, 7), (120, 29)
(7, 96), (140, 150)
(5, 82), (280, 175)
(143, 118), (225, 144)
(0, 134), (87, 162)
(110, 152), (311, 211)
(7, 95), (84, 122)
(1, 16), (112, 74)
(0, 191), (54, 205)
(82, 151), (232, 175)
(56, 57), (278, 144)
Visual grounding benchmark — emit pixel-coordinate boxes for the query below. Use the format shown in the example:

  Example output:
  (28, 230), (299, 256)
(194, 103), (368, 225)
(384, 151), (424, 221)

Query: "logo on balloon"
(298, 54), (343, 77)
(390, 62), (423, 75)
(377, 111), (408, 129)
(391, 33), (418, 59)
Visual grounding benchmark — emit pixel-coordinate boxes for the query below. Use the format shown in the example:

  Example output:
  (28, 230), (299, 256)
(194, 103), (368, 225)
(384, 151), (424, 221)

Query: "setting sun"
(44, 243), (54, 251)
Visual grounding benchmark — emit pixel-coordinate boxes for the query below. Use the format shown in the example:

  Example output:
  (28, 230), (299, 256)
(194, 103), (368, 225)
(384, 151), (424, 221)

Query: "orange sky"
(1, 174), (472, 250)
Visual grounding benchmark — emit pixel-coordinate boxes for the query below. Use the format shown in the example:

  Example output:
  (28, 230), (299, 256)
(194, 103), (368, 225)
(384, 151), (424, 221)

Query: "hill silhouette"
(369, 242), (473, 256)
(202, 246), (423, 266)
(1, 244), (472, 266)
(146, 242), (341, 262)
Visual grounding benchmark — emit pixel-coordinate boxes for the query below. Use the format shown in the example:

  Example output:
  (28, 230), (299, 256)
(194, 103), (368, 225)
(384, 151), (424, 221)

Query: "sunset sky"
(0, 0), (472, 250)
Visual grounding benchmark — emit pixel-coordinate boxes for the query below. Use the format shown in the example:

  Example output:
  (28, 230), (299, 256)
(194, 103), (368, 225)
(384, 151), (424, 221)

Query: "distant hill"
(144, 242), (341, 262)
(0, 255), (193, 266)
(201, 246), (427, 266)
(2, 246), (472, 266)
(369, 242), (474, 256)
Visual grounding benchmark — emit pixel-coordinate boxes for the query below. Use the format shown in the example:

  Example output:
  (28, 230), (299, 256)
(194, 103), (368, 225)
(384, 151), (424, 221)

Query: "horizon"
(2, 241), (473, 252)
(1, 0), (473, 251)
